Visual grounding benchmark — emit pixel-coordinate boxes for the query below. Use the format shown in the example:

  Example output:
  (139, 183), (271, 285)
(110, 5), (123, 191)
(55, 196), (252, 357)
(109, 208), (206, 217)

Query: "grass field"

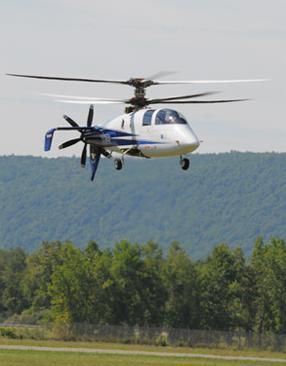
(1, 339), (286, 366)
(1, 349), (286, 366)
(1, 338), (286, 359)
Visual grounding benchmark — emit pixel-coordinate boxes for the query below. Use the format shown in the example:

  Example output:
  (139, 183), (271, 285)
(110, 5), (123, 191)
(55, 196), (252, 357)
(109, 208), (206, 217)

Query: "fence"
(1, 322), (286, 351)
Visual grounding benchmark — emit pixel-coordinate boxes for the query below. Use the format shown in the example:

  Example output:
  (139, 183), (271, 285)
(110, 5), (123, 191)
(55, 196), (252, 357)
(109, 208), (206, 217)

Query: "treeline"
(1, 238), (286, 334)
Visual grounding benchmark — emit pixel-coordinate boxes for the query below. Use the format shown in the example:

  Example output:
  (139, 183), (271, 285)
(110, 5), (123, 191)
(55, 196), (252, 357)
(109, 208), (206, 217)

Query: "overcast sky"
(0, 0), (285, 156)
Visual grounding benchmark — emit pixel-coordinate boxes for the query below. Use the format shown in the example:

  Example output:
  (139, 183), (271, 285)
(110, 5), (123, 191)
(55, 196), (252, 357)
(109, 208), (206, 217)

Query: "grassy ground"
(1, 338), (286, 360)
(1, 349), (286, 366)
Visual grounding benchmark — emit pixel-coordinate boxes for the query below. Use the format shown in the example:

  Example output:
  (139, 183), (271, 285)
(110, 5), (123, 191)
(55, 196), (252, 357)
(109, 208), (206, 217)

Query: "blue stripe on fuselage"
(110, 138), (164, 146)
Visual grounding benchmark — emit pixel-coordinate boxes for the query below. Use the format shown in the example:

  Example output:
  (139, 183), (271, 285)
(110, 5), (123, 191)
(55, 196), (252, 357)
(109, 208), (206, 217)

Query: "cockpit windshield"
(155, 109), (187, 125)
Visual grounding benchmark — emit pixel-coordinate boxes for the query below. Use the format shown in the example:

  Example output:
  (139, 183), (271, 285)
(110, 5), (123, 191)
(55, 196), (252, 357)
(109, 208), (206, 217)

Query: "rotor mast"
(125, 78), (153, 112)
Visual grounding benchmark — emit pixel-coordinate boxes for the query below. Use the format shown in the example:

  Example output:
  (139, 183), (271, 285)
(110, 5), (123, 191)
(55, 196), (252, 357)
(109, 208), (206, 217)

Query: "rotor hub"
(134, 86), (146, 98)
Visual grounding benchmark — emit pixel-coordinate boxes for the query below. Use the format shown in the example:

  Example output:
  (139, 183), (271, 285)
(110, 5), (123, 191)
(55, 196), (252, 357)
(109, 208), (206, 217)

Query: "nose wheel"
(180, 157), (190, 170)
(114, 158), (123, 170)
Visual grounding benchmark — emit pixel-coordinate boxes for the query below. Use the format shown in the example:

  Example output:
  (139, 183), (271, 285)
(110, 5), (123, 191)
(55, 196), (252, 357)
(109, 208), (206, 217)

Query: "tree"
(21, 241), (63, 311)
(198, 244), (246, 330)
(163, 242), (199, 328)
(109, 240), (146, 325)
(84, 246), (115, 324)
(251, 237), (286, 334)
(49, 242), (90, 323)
(140, 241), (166, 326)
(0, 248), (27, 315)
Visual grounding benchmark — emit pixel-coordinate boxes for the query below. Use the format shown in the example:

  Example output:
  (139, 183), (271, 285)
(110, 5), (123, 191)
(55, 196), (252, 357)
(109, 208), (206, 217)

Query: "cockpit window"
(142, 109), (155, 126)
(155, 109), (187, 125)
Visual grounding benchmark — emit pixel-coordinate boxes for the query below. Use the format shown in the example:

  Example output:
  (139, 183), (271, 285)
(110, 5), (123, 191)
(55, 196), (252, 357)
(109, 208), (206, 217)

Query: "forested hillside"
(0, 153), (285, 258)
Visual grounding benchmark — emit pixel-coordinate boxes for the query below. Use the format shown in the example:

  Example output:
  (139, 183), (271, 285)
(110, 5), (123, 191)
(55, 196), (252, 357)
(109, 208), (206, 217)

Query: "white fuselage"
(102, 108), (200, 158)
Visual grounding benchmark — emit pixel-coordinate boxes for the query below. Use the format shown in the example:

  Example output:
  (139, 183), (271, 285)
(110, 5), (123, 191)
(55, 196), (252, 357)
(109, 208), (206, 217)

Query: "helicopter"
(7, 72), (266, 181)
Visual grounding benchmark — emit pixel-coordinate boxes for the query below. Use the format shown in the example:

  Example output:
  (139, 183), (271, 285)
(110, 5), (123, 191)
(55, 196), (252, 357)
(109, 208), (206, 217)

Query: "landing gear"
(114, 158), (123, 170)
(180, 157), (190, 170)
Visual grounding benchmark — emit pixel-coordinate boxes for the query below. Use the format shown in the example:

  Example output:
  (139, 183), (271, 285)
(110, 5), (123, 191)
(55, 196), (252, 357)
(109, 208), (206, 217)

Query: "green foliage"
(0, 247), (27, 316)
(49, 242), (90, 323)
(0, 327), (17, 338)
(155, 331), (169, 346)
(163, 242), (198, 328)
(198, 245), (246, 330)
(251, 238), (286, 334)
(1, 153), (286, 259)
(22, 241), (63, 311)
(1, 238), (286, 337)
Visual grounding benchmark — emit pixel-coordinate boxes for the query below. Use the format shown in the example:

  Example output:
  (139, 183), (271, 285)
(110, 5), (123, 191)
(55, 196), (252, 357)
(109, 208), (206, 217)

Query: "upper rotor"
(7, 72), (267, 111)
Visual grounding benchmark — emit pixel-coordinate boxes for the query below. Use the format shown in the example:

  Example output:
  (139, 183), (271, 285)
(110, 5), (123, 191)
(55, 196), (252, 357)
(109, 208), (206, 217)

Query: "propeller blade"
(157, 98), (250, 104)
(87, 105), (94, 127)
(90, 145), (101, 181)
(63, 115), (79, 127)
(147, 91), (218, 104)
(81, 144), (87, 167)
(58, 138), (81, 149)
(56, 127), (90, 131)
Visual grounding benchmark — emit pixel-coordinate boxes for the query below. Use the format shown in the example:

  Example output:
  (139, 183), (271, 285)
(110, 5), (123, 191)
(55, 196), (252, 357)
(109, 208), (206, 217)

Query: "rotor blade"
(7, 73), (128, 85)
(87, 105), (94, 127)
(145, 70), (177, 80)
(58, 138), (81, 149)
(8, 73), (269, 86)
(42, 93), (128, 102)
(148, 91), (218, 104)
(156, 98), (250, 104)
(153, 79), (269, 85)
(90, 145), (101, 181)
(63, 115), (79, 127)
(56, 99), (125, 105)
(81, 144), (87, 167)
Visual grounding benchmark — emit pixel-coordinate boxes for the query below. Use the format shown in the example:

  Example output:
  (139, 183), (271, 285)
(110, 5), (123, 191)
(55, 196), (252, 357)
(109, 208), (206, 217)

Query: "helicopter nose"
(191, 133), (200, 147)
(172, 124), (200, 153)
(184, 129), (200, 147)
(180, 128), (200, 152)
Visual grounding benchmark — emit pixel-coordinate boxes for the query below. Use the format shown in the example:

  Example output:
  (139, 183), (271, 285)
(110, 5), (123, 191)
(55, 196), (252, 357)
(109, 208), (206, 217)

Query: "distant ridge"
(0, 152), (285, 259)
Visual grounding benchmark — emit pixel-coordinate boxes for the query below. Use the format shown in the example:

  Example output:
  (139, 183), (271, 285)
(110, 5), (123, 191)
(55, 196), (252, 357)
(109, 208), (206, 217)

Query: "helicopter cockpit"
(155, 109), (187, 125)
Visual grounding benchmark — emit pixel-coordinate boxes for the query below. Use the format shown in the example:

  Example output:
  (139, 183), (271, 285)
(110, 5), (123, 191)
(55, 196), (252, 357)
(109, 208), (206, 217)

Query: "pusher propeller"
(56, 105), (111, 180)
(59, 105), (95, 168)
(58, 138), (81, 149)
(63, 115), (79, 128)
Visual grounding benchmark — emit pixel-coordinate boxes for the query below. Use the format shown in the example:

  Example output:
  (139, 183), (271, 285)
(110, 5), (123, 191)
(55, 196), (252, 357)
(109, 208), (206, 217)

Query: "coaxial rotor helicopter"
(7, 72), (266, 181)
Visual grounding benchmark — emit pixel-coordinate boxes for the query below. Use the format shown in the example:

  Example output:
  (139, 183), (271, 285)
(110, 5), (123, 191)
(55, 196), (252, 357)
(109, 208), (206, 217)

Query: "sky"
(0, 0), (285, 156)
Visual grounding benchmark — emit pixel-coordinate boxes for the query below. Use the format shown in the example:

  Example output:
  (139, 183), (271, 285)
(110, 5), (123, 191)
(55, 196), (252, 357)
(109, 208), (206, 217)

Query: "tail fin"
(44, 128), (56, 151)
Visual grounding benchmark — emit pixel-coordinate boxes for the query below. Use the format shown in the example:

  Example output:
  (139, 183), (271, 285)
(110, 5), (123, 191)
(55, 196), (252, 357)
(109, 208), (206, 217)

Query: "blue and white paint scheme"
(8, 72), (265, 181)
(45, 106), (200, 180)
(103, 108), (200, 158)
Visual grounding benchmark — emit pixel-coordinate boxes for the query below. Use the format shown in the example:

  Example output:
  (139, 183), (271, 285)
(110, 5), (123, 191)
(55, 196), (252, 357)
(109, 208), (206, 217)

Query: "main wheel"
(180, 158), (190, 170)
(114, 158), (123, 170)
